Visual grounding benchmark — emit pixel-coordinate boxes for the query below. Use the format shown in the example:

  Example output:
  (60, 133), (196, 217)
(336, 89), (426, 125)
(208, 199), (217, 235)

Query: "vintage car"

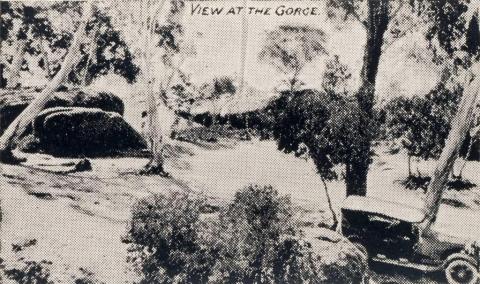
(341, 196), (480, 284)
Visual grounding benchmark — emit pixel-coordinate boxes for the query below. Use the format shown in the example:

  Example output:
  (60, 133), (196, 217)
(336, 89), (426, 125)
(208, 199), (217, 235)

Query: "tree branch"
(336, 0), (367, 29)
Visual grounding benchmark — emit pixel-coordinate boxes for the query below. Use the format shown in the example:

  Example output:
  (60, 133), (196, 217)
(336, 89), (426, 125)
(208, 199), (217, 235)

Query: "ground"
(1, 139), (479, 283)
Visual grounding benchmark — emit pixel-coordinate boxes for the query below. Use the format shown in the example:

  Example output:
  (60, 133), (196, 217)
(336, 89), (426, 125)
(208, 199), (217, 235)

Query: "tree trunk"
(7, 39), (27, 89)
(420, 70), (480, 234)
(345, 159), (368, 196)
(408, 155), (412, 176)
(321, 178), (338, 230)
(0, 2), (93, 163)
(346, 0), (390, 196)
(138, 0), (169, 175)
(40, 37), (52, 79)
(0, 63), (6, 88)
(81, 25), (99, 86)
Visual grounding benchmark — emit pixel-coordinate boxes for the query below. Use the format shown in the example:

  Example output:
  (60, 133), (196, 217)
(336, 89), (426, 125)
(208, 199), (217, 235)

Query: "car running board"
(371, 256), (442, 272)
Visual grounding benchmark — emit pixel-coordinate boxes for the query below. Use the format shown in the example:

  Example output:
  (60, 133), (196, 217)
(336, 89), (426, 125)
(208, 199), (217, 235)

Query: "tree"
(322, 55), (352, 96)
(137, 0), (187, 175)
(269, 89), (374, 227)
(259, 25), (327, 92)
(384, 83), (462, 175)
(0, 3), (73, 89)
(325, 0), (471, 196)
(0, 2), (14, 88)
(0, 1), (94, 164)
(70, 8), (140, 86)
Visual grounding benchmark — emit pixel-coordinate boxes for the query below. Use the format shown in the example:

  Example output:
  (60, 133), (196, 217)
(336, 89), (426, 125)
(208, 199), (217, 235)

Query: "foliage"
(322, 55), (352, 96)
(400, 174), (432, 191)
(126, 186), (368, 283)
(4, 260), (53, 284)
(259, 25), (327, 90)
(412, 0), (472, 65)
(1, 3), (139, 85)
(400, 174), (476, 191)
(212, 76), (236, 97)
(269, 89), (376, 181)
(384, 83), (462, 161)
(70, 9), (140, 84)
(0, 2), (14, 42)
(125, 192), (216, 284)
(210, 185), (308, 283)
(464, 11), (480, 58)
(198, 76), (237, 101)
(1, 3), (71, 72)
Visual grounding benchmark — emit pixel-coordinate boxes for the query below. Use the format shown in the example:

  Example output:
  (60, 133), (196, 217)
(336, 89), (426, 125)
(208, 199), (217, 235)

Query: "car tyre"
(445, 258), (479, 284)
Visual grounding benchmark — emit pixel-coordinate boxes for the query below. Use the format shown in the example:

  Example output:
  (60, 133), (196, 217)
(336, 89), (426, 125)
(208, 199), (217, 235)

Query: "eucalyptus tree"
(136, 0), (187, 175)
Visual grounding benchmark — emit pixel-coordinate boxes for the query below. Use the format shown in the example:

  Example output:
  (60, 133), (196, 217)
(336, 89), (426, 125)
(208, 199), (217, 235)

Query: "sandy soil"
(1, 139), (479, 283)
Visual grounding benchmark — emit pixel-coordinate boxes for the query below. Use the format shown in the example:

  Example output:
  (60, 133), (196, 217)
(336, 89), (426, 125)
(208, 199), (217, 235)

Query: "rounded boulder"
(34, 107), (147, 157)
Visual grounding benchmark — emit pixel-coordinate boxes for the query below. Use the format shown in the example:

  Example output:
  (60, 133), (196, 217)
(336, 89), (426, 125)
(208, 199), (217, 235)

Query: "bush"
(383, 83), (462, 161)
(125, 192), (216, 284)
(269, 89), (376, 181)
(210, 185), (304, 283)
(4, 260), (53, 284)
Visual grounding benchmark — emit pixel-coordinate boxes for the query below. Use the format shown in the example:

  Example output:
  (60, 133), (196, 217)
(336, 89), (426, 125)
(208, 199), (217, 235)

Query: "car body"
(340, 196), (480, 284)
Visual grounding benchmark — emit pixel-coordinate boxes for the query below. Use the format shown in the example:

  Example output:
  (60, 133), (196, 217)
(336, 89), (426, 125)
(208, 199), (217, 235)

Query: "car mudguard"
(443, 253), (479, 269)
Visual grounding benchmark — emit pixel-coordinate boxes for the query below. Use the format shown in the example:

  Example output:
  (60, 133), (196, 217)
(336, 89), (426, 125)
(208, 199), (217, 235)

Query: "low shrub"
(400, 174), (431, 191)
(4, 260), (53, 284)
(124, 192), (216, 284)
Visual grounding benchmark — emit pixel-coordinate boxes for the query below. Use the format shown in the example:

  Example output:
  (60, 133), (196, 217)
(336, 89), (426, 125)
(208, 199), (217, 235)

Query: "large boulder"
(0, 89), (124, 135)
(32, 107), (147, 157)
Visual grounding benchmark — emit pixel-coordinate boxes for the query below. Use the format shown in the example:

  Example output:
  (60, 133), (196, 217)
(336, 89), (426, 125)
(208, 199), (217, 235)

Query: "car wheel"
(445, 259), (479, 284)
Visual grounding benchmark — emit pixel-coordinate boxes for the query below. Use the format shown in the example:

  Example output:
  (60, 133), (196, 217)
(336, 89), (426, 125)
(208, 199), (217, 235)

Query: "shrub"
(210, 185), (304, 283)
(383, 83), (462, 162)
(269, 89), (376, 183)
(125, 192), (216, 284)
(4, 260), (53, 284)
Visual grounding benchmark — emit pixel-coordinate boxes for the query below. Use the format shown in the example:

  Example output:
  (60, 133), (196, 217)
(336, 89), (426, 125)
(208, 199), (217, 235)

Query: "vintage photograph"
(0, 0), (480, 283)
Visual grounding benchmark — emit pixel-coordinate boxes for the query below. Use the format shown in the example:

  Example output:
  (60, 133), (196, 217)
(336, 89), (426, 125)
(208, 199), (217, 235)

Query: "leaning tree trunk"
(6, 39), (27, 89)
(321, 178), (338, 230)
(0, 2), (93, 164)
(420, 69), (480, 234)
(345, 0), (390, 196)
